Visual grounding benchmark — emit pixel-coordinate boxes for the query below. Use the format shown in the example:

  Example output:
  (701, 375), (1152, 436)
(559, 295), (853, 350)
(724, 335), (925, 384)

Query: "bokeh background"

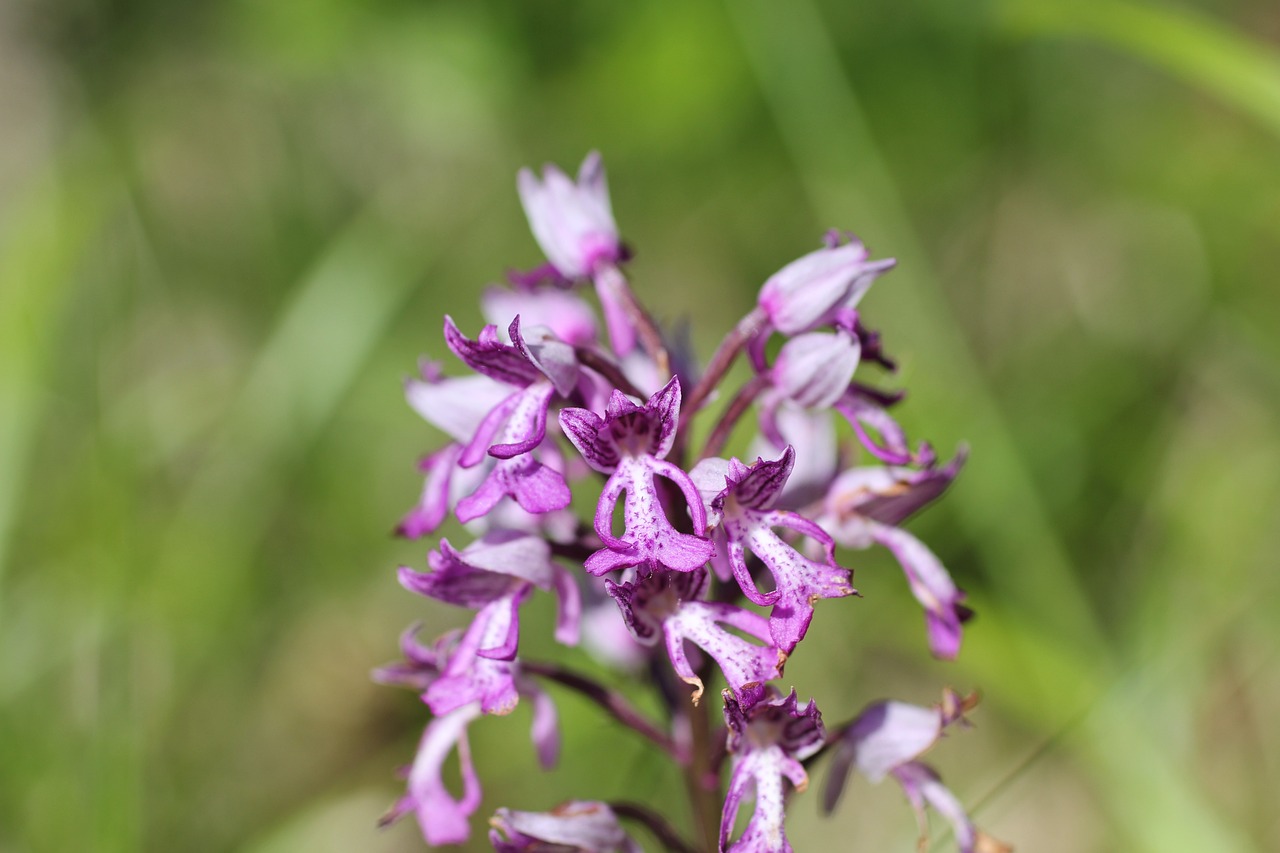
(3, 0), (1279, 850)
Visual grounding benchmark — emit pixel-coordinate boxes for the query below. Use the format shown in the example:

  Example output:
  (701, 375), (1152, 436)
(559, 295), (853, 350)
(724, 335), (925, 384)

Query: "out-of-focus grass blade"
(1000, 0), (1280, 139)
(151, 203), (451, 647)
(0, 150), (111, 592)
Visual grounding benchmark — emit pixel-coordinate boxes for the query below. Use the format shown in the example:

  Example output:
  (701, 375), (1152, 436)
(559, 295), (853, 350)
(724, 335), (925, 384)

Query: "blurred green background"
(3, 0), (1279, 850)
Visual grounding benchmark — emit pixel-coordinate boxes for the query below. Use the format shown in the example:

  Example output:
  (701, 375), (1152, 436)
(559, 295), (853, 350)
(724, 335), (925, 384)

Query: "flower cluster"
(377, 153), (1008, 852)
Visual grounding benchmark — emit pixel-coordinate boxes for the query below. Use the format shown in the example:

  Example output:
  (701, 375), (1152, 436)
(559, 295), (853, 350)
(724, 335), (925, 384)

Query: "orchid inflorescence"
(376, 152), (1009, 853)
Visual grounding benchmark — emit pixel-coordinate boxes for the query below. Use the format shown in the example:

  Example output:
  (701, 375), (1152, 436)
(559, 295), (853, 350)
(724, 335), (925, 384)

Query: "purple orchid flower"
(720, 684), (825, 853)
(822, 690), (1009, 853)
(819, 457), (969, 659)
(605, 568), (780, 704)
(559, 377), (715, 575)
(518, 151), (621, 281)
(757, 231), (895, 336)
(398, 531), (580, 715)
(694, 447), (856, 654)
(518, 152), (640, 356)
(442, 315), (578, 523)
(376, 628), (560, 847)
(489, 801), (642, 853)
(769, 317), (862, 411)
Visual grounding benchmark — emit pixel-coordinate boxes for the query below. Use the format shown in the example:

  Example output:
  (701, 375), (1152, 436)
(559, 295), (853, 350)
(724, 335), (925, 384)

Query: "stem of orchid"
(574, 346), (646, 400)
(701, 374), (767, 460)
(683, 695), (721, 853)
(522, 660), (679, 757)
(610, 802), (701, 853)
(684, 307), (767, 418)
(594, 264), (670, 375)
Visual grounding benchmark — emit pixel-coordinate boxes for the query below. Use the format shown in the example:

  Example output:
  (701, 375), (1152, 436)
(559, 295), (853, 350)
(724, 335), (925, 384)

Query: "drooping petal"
(720, 687), (825, 852)
(583, 458), (713, 575)
(714, 450), (855, 652)
(456, 453), (572, 523)
(380, 702), (484, 846)
(870, 524), (968, 660)
(397, 444), (463, 539)
(424, 595), (527, 716)
(893, 762), (983, 853)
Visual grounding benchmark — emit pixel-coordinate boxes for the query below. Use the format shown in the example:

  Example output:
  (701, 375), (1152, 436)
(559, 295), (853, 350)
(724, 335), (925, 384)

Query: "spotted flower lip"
(560, 377), (714, 575)
(606, 568), (780, 704)
(517, 151), (621, 281)
(757, 233), (896, 335)
(720, 685), (825, 853)
(702, 447), (856, 653)
(489, 801), (641, 853)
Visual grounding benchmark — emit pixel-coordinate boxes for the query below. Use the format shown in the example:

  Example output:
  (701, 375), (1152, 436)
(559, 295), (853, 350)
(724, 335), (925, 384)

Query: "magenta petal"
(456, 455), (571, 523)
(510, 316), (580, 396)
(444, 315), (541, 387)
(871, 524), (967, 659)
(381, 702), (483, 846)
(834, 390), (915, 466)
(559, 406), (619, 474)
(550, 565), (582, 646)
(459, 391), (521, 468)
(488, 384), (555, 460)
(646, 376), (682, 459)
(894, 762), (978, 853)
(397, 444), (462, 539)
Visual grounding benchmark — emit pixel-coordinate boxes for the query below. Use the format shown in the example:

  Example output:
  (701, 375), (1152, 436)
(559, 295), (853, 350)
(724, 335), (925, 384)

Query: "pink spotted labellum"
(720, 684), (825, 853)
(695, 447), (855, 654)
(606, 568), (780, 704)
(559, 377), (715, 576)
